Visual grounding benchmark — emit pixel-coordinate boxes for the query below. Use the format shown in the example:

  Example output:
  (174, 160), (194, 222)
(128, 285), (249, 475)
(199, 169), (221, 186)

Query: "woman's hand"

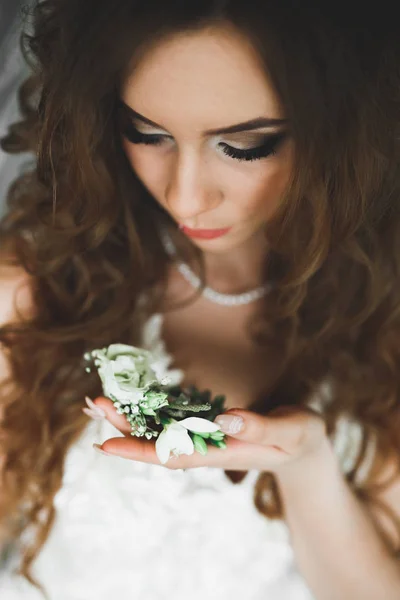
(89, 397), (329, 474)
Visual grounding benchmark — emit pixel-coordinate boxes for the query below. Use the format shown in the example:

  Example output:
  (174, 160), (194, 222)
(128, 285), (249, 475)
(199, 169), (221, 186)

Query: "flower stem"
(166, 402), (212, 412)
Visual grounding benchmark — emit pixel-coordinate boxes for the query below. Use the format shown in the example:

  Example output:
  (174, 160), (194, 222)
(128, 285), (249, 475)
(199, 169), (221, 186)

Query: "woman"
(0, 1), (399, 599)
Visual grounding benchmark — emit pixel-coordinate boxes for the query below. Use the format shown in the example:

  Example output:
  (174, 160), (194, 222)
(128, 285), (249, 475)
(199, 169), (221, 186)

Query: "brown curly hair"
(1, 0), (400, 595)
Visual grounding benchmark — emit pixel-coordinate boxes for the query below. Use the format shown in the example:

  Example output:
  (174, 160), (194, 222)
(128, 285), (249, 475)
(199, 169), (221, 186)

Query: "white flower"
(155, 417), (221, 465)
(91, 344), (159, 405)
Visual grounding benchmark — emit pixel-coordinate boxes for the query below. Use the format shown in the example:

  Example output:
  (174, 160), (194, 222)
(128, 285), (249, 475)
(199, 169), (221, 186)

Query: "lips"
(180, 225), (232, 240)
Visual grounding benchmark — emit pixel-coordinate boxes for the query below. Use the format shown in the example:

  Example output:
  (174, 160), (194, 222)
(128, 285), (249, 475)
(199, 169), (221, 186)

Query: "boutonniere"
(83, 344), (227, 464)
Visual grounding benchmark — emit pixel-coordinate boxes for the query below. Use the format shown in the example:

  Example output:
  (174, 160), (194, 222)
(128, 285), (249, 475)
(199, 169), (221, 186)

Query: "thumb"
(214, 406), (324, 452)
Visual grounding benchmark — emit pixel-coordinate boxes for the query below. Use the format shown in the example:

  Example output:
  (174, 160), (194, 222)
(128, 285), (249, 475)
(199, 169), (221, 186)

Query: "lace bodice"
(0, 313), (376, 600)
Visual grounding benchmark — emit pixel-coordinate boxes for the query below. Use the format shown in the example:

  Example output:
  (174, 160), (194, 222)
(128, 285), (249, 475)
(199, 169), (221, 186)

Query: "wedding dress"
(0, 312), (376, 600)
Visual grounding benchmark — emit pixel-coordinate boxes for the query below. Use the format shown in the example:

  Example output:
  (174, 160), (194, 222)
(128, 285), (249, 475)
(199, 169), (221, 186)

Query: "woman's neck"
(199, 226), (270, 294)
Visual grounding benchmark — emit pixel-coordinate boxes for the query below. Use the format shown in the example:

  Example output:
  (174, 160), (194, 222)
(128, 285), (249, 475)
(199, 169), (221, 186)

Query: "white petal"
(175, 431), (195, 455)
(164, 368), (185, 386)
(166, 428), (195, 456)
(156, 424), (195, 464)
(107, 344), (150, 360)
(155, 431), (172, 465)
(177, 416), (221, 433)
(165, 422), (186, 434)
(130, 388), (147, 403)
(103, 371), (132, 402)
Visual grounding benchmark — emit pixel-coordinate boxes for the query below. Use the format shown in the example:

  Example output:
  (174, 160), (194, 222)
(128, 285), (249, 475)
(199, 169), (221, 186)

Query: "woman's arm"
(94, 387), (400, 600)
(277, 438), (400, 600)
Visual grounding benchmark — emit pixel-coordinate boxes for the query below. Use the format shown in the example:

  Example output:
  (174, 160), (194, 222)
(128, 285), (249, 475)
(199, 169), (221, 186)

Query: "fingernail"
(214, 415), (244, 434)
(93, 443), (113, 456)
(85, 396), (106, 418)
(82, 408), (106, 420)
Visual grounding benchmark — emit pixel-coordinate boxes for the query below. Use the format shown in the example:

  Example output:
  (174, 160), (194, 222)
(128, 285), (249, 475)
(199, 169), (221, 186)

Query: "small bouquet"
(83, 344), (228, 464)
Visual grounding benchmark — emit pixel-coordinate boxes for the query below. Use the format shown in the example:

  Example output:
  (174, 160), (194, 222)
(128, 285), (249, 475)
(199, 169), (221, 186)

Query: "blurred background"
(0, 0), (35, 217)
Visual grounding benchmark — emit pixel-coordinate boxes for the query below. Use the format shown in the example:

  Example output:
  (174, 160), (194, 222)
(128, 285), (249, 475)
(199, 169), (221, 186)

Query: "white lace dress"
(0, 313), (376, 600)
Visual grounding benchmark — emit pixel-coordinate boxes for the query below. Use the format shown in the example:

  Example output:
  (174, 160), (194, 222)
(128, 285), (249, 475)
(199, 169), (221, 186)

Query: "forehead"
(121, 26), (283, 133)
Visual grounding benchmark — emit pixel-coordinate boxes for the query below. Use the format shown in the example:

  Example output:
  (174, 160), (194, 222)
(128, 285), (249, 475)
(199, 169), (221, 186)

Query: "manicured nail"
(85, 396), (106, 418)
(82, 408), (106, 420)
(93, 443), (113, 456)
(214, 415), (244, 434)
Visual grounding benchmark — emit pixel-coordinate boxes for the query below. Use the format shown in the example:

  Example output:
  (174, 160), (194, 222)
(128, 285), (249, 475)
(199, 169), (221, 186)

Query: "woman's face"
(120, 25), (294, 255)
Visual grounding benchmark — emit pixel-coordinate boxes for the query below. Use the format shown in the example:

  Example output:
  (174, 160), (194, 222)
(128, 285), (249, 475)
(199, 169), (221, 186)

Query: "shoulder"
(0, 257), (36, 478)
(0, 259), (36, 329)
(0, 257), (36, 384)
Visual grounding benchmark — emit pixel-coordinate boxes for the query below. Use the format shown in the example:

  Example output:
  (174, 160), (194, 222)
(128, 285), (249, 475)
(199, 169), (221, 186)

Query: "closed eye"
(120, 120), (289, 163)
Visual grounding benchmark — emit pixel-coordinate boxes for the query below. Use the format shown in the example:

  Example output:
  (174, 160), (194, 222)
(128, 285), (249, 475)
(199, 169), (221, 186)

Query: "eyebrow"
(118, 99), (288, 135)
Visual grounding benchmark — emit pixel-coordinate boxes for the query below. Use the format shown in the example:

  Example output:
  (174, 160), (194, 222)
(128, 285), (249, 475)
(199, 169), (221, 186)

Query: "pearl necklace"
(159, 225), (273, 306)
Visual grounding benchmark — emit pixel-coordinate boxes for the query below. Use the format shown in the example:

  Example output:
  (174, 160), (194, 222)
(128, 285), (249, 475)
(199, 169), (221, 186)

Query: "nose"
(165, 151), (221, 225)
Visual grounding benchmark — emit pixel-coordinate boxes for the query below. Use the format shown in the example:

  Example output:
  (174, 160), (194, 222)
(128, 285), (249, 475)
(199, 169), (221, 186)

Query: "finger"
(91, 396), (132, 435)
(215, 406), (325, 452)
(100, 434), (251, 469)
(101, 435), (161, 463)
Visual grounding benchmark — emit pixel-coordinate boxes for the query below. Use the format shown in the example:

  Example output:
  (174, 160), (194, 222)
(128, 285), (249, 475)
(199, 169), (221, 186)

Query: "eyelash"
(121, 122), (287, 163)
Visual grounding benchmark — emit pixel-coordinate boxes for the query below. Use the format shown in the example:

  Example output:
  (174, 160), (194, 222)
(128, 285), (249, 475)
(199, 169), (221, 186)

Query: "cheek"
(238, 149), (294, 220)
(122, 140), (161, 193)
(122, 140), (146, 174)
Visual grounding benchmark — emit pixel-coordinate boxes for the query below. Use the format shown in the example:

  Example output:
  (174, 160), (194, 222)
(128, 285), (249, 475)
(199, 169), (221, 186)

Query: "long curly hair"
(1, 0), (400, 594)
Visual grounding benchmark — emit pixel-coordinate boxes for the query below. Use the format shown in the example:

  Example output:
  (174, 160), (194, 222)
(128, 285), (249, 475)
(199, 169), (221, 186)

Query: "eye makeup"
(117, 100), (289, 163)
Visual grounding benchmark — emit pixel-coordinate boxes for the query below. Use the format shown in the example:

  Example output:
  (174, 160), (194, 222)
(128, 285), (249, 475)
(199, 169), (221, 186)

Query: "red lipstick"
(180, 225), (232, 240)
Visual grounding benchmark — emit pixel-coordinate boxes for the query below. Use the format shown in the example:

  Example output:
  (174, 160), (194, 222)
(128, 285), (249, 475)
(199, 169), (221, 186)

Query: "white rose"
(91, 344), (159, 404)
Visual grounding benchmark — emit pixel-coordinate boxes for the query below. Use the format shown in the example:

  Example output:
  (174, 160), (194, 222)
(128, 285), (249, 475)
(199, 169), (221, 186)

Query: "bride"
(0, 1), (400, 599)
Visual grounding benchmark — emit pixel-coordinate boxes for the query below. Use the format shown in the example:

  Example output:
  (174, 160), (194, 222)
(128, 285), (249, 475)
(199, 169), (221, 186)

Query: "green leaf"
(214, 440), (227, 449)
(192, 434), (208, 456)
(211, 431), (226, 440)
(213, 395), (226, 405)
(209, 438), (227, 449)
(141, 408), (156, 416)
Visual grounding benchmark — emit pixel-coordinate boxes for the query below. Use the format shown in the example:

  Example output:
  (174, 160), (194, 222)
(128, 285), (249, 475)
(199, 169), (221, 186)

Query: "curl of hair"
(1, 1), (400, 594)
